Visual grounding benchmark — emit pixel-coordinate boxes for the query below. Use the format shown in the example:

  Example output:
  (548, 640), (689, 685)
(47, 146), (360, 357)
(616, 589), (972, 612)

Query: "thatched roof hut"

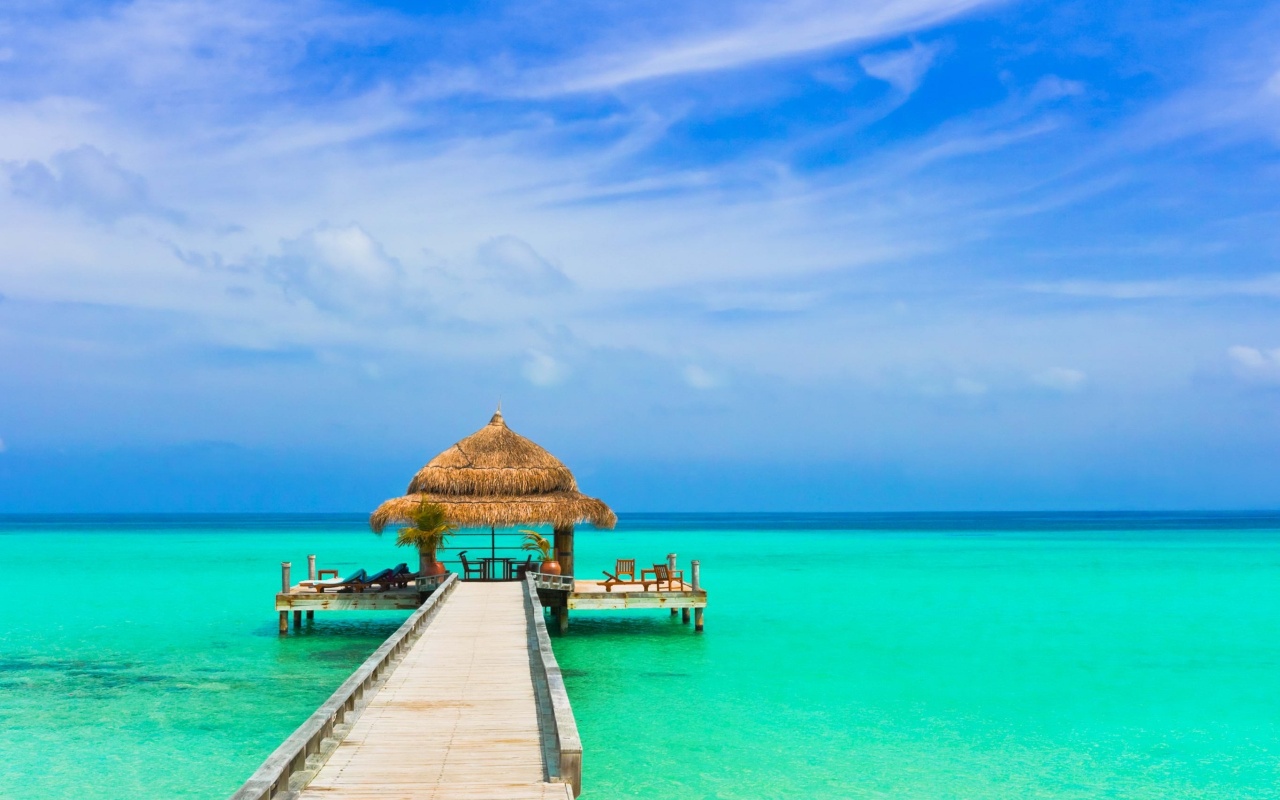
(369, 410), (616, 533)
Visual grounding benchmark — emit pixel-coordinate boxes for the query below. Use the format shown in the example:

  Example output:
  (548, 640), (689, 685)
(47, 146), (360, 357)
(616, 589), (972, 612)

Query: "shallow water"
(2, 514), (1279, 798)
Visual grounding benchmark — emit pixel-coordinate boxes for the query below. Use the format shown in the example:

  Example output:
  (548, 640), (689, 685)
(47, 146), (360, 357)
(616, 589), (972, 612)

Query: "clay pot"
(420, 555), (448, 577)
(539, 560), (562, 576)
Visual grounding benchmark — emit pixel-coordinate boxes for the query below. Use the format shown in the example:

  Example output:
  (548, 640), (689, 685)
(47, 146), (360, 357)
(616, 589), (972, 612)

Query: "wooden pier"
(235, 574), (583, 800)
(237, 412), (708, 798)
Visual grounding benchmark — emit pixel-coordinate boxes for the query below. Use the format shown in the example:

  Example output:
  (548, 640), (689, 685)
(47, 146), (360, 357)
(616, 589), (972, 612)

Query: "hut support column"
(682, 608), (690, 624)
(554, 605), (569, 634)
(553, 524), (574, 577)
(278, 612), (288, 634)
(293, 611), (302, 628)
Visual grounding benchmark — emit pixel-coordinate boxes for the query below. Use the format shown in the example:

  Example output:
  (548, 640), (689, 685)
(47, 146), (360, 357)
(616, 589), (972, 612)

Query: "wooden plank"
(233, 575), (459, 800)
(276, 591), (423, 611)
(568, 593), (707, 610)
(294, 582), (573, 800)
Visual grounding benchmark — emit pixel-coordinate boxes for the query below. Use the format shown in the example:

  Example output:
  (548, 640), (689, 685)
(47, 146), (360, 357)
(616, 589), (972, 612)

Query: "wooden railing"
(524, 573), (583, 797)
(530, 572), (575, 591)
(230, 574), (459, 800)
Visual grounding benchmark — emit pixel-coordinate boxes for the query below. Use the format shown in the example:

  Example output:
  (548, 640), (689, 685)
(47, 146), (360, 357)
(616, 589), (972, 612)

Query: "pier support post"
(306, 556), (316, 623)
(280, 562), (292, 635)
(668, 554), (679, 618)
(293, 610), (302, 628)
(692, 560), (703, 632)
(682, 608), (690, 624)
(553, 605), (569, 634)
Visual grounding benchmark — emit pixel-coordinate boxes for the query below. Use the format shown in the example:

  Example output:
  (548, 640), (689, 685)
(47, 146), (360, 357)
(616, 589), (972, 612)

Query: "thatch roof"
(370, 410), (616, 532)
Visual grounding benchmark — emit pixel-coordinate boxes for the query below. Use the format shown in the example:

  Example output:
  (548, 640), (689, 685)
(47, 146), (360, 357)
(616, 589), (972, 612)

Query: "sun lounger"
(324, 567), (399, 593)
(306, 568), (368, 592)
(383, 563), (415, 588)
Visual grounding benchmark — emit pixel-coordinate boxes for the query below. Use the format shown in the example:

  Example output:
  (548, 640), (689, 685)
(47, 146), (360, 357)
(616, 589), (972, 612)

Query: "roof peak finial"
(490, 402), (505, 425)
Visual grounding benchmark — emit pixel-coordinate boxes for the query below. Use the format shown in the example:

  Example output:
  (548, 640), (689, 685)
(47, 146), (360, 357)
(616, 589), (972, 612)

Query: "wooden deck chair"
(641, 564), (685, 591)
(457, 551), (485, 581)
(514, 555), (536, 580)
(601, 558), (639, 592)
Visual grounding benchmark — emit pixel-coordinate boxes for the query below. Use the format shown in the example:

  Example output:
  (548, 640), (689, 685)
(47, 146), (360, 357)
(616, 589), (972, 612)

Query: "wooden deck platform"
(566, 579), (706, 610)
(298, 582), (568, 800)
(277, 578), (708, 614)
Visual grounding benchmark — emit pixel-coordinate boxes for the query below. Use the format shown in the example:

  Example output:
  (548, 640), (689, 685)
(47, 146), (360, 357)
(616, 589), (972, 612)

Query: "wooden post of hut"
(554, 525), (575, 577)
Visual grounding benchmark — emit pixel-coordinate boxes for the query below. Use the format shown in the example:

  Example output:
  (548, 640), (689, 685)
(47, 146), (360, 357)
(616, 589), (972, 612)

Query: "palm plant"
(520, 529), (552, 561)
(387, 502), (456, 574)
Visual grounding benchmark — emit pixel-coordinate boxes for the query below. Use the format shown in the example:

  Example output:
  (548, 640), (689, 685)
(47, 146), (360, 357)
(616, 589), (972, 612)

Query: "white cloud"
(1032, 367), (1087, 393)
(1027, 75), (1086, 104)
(859, 40), (941, 94)
(683, 364), (721, 389)
(547, 0), (996, 92)
(264, 223), (405, 312)
(953, 377), (988, 396)
(1228, 345), (1280, 384)
(1027, 274), (1280, 300)
(523, 350), (569, 386)
(475, 236), (571, 294)
(4, 145), (180, 223)
(1267, 70), (1280, 97)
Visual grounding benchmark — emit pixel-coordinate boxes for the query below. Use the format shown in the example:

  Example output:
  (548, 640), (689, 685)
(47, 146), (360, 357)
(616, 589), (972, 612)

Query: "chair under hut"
(370, 410), (616, 578)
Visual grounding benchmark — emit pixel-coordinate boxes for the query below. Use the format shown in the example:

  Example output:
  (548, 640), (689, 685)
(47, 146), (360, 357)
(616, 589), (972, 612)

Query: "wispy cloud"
(1227, 345), (1280, 384)
(522, 350), (570, 386)
(1026, 275), (1280, 301)
(1032, 367), (1087, 393)
(541, 0), (998, 93)
(859, 39), (942, 94)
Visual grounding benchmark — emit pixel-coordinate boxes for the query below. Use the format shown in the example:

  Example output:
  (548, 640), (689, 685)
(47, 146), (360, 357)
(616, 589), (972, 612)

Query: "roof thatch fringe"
(370, 492), (616, 533)
(369, 410), (616, 532)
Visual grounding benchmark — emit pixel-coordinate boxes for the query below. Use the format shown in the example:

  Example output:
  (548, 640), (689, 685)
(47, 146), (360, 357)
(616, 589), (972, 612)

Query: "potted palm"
(520, 529), (559, 575)
(389, 502), (456, 577)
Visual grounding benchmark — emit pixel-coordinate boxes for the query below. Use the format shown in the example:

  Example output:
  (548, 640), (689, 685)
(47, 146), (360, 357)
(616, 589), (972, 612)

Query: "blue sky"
(1, 0), (1279, 512)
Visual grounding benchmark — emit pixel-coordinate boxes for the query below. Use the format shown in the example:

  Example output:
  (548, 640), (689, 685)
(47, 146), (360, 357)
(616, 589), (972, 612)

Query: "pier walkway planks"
(297, 582), (571, 800)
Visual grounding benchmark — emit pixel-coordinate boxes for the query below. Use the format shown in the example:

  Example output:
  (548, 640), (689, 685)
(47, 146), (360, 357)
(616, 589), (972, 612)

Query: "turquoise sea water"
(2, 514), (1280, 798)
